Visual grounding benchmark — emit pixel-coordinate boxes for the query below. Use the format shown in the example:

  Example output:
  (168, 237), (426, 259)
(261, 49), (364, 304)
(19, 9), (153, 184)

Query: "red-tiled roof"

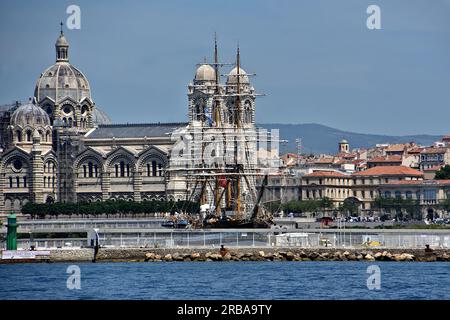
(304, 170), (346, 178)
(407, 147), (424, 154)
(385, 144), (406, 152)
(281, 153), (299, 159)
(367, 155), (402, 163)
(313, 157), (335, 164)
(353, 166), (423, 177)
(382, 180), (424, 186)
(420, 147), (448, 154)
(383, 179), (450, 186)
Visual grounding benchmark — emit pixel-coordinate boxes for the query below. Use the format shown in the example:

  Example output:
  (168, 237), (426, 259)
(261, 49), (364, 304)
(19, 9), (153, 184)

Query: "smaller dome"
(194, 64), (216, 82)
(92, 107), (112, 125)
(340, 139), (348, 144)
(10, 99), (51, 127)
(227, 66), (249, 84)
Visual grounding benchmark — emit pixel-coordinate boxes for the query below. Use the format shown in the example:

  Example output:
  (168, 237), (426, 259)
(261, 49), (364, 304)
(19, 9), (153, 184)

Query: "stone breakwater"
(47, 248), (450, 263)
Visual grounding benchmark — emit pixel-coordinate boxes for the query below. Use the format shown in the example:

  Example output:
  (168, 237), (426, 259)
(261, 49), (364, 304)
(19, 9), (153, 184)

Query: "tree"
(373, 196), (422, 220)
(319, 197), (333, 214)
(439, 199), (450, 212)
(338, 201), (358, 217)
(435, 165), (450, 180)
(21, 200), (199, 217)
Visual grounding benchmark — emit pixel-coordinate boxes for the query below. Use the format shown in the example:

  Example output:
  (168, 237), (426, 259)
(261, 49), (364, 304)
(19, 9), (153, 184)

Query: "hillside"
(259, 123), (443, 155)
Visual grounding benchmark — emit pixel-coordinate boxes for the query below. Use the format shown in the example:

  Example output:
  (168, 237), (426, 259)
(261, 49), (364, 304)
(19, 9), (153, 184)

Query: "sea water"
(0, 261), (449, 300)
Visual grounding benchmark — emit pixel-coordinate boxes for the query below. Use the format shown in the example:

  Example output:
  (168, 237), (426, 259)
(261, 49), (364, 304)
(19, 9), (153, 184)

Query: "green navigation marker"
(6, 213), (17, 250)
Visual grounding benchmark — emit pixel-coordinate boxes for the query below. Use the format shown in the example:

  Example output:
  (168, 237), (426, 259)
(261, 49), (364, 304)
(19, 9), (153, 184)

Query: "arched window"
(120, 161), (125, 177)
(406, 191), (412, 199)
(395, 191), (401, 199)
(384, 191), (391, 198)
(16, 176), (20, 188)
(45, 131), (50, 142)
(44, 176), (46, 187)
(83, 165), (87, 178)
(52, 177), (55, 188)
(152, 161), (157, 177)
(195, 105), (202, 121)
(115, 164), (119, 177)
(88, 162), (93, 177)
(23, 176), (27, 188)
(26, 130), (32, 142)
(16, 130), (22, 142)
(94, 165), (98, 177)
(9, 177), (13, 188)
(147, 163), (150, 177)
(126, 164), (130, 177)
(244, 101), (252, 123)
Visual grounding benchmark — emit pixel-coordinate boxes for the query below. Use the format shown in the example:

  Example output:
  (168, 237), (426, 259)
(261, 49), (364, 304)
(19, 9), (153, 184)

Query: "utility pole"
(295, 138), (302, 166)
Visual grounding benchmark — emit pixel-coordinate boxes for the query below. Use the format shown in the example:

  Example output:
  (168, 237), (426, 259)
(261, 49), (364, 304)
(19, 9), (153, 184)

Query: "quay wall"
(45, 247), (450, 263)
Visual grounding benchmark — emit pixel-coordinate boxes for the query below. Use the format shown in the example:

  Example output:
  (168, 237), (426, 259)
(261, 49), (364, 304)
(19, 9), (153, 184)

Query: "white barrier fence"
(2, 231), (450, 249)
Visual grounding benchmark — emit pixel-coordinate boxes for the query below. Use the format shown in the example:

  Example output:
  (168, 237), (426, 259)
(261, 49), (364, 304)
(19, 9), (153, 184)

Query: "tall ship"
(169, 36), (274, 229)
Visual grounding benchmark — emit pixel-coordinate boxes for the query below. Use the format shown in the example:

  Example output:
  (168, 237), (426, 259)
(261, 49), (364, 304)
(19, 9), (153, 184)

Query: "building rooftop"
(367, 155), (403, 163)
(420, 147), (449, 154)
(385, 144), (406, 152)
(383, 179), (450, 186)
(353, 166), (423, 177)
(85, 122), (188, 139)
(304, 170), (347, 178)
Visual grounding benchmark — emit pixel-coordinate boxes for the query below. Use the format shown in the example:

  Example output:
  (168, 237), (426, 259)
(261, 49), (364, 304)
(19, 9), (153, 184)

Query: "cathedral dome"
(34, 31), (91, 104)
(194, 64), (216, 82)
(226, 66), (249, 84)
(92, 107), (112, 125)
(34, 63), (91, 103)
(10, 99), (51, 127)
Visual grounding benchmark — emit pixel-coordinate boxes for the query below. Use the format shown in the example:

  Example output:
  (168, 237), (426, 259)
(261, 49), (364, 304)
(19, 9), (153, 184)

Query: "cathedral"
(0, 29), (259, 215)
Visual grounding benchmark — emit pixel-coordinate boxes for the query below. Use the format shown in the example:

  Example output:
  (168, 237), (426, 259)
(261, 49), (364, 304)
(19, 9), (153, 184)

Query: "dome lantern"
(56, 22), (69, 62)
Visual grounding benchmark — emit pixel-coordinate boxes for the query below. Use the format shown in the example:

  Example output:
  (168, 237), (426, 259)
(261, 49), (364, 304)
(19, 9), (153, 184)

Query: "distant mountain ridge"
(259, 123), (444, 155)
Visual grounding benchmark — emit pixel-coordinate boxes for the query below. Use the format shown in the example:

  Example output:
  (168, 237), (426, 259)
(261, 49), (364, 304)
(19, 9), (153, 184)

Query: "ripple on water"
(0, 261), (449, 300)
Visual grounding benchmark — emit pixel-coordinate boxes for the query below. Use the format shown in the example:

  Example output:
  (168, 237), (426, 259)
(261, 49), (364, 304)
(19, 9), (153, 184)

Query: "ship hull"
(202, 217), (272, 229)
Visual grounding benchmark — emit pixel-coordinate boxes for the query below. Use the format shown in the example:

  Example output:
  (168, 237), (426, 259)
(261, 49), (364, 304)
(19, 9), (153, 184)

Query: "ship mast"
(183, 37), (269, 225)
(213, 33), (221, 215)
(234, 44), (242, 217)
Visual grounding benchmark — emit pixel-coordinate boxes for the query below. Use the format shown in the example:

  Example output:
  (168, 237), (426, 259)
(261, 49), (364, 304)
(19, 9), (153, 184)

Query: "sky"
(1, 0), (450, 135)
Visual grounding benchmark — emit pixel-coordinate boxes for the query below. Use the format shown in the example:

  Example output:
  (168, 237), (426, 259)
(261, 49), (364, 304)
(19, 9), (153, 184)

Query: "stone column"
(133, 170), (142, 202)
(31, 136), (44, 203)
(54, 104), (61, 123)
(73, 172), (78, 203)
(0, 172), (5, 215)
(75, 104), (81, 128)
(87, 104), (95, 128)
(101, 171), (110, 201)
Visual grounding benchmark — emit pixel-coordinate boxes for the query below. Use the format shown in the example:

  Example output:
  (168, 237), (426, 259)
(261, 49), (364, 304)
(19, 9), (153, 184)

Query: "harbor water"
(1, 261), (449, 300)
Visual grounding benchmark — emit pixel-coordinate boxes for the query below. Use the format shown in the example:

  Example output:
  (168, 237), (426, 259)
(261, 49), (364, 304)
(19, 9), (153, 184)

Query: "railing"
(3, 230), (449, 250)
